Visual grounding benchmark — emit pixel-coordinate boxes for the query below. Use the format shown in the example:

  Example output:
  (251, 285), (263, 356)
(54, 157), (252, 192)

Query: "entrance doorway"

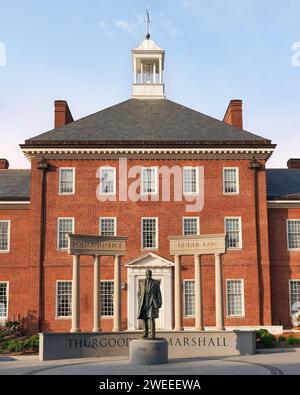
(126, 253), (174, 331)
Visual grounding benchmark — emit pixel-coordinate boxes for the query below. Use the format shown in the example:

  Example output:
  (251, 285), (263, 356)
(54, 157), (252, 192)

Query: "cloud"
(114, 19), (137, 34)
(0, 42), (6, 67)
(179, 0), (195, 8)
(136, 13), (145, 25)
(98, 20), (114, 37)
(98, 16), (180, 39)
(165, 21), (181, 37)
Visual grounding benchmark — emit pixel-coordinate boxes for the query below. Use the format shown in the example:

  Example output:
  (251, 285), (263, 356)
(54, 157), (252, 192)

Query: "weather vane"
(145, 8), (151, 39)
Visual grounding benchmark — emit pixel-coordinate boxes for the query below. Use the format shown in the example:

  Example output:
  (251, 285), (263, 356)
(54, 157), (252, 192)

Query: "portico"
(169, 234), (227, 332)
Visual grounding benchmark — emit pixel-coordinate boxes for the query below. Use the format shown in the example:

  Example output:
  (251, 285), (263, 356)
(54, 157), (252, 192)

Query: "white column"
(141, 62), (144, 84)
(134, 58), (137, 84)
(153, 62), (156, 84)
(215, 254), (225, 331)
(71, 255), (81, 333)
(195, 255), (204, 331)
(159, 58), (162, 84)
(113, 255), (121, 332)
(92, 256), (101, 333)
(174, 255), (183, 331)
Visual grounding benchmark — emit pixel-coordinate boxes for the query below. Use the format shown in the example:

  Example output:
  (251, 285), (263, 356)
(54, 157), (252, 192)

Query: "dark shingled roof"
(26, 99), (271, 145)
(0, 170), (31, 201)
(267, 169), (300, 200)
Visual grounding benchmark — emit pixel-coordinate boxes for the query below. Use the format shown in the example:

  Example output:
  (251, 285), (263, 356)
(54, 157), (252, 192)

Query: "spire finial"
(145, 7), (151, 40)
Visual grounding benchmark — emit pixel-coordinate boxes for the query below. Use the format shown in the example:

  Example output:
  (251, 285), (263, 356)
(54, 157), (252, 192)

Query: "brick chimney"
(287, 159), (300, 169)
(54, 100), (74, 129)
(0, 159), (9, 169)
(223, 99), (243, 129)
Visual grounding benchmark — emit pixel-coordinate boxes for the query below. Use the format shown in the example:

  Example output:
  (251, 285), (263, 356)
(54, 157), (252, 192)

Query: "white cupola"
(132, 35), (165, 99)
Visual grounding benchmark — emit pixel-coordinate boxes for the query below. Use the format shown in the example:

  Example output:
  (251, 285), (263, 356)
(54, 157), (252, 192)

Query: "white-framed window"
(183, 217), (200, 236)
(0, 220), (10, 252)
(287, 220), (300, 250)
(183, 167), (199, 195)
(56, 281), (72, 318)
(141, 167), (158, 195)
(289, 280), (300, 315)
(184, 280), (195, 317)
(57, 218), (74, 250)
(226, 280), (245, 317)
(101, 281), (114, 317)
(223, 168), (239, 194)
(99, 167), (116, 195)
(141, 218), (158, 250)
(59, 168), (75, 195)
(143, 63), (154, 84)
(225, 217), (242, 249)
(0, 282), (8, 319)
(100, 218), (117, 236)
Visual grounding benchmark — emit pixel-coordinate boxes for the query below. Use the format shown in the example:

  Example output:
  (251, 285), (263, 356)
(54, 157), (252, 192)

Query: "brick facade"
(268, 208), (300, 327)
(2, 156), (292, 334)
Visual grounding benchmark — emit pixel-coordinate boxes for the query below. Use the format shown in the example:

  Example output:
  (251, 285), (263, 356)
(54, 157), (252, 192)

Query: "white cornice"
(268, 200), (300, 208)
(0, 201), (30, 204)
(21, 147), (275, 160)
(268, 200), (300, 203)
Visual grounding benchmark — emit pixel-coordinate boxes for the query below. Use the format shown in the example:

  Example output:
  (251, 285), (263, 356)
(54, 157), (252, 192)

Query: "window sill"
(140, 192), (159, 196)
(55, 317), (72, 320)
(183, 192), (199, 196)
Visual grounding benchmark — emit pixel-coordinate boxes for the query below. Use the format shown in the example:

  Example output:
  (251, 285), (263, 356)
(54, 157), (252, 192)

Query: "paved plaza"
(0, 351), (300, 375)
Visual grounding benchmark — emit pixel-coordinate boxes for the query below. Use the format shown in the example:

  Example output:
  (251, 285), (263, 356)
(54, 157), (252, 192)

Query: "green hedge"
(287, 336), (300, 345)
(0, 335), (39, 353)
(256, 329), (276, 348)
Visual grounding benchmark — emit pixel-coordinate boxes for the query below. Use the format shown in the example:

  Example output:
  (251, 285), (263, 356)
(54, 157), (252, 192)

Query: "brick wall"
(268, 207), (300, 327)
(0, 157), (274, 333)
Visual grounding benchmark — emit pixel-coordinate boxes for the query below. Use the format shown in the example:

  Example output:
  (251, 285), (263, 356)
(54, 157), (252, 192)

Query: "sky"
(0, 0), (300, 169)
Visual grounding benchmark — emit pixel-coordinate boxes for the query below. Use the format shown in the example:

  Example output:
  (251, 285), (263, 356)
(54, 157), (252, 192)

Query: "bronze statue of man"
(137, 269), (162, 339)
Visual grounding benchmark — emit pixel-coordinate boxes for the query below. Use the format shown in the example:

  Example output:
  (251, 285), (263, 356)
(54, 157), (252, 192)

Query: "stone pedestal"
(130, 339), (168, 365)
(39, 330), (260, 361)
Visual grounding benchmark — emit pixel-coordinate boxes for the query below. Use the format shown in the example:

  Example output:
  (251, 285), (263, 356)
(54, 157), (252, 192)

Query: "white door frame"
(126, 253), (174, 331)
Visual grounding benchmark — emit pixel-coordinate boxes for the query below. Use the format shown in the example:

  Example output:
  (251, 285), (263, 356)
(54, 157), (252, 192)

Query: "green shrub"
(5, 321), (23, 336)
(0, 330), (8, 339)
(256, 329), (269, 339)
(260, 333), (276, 348)
(23, 335), (39, 349)
(4, 339), (25, 353)
(278, 336), (286, 342)
(287, 336), (300, 345)
(0, 335), (39, 354)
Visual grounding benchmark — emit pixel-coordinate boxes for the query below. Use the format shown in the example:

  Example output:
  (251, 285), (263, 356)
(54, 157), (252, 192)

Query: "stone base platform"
(39, 330), (256, 361)
(130, 339), (168, 365)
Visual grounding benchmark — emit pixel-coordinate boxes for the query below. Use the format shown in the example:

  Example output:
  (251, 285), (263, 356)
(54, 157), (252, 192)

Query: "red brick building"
(0, 36), (299, 335)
